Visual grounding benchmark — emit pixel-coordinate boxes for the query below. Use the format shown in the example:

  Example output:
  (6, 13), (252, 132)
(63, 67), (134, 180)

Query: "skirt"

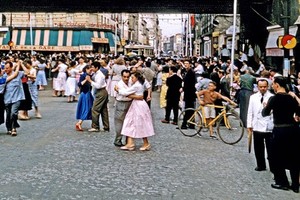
(65, 77), (77, 96)
(53, 72), (67, 91)
(109, 80), (118, 97)
(19, 83), (32, 111)
(28, 81), (39, 107)
(36, 71), (48, 86)
(76, 91), (94, 120)
(121, 99), (155, 138)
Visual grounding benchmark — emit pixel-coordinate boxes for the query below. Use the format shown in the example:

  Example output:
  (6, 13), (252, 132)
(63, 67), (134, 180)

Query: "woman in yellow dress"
(160, 65), (170, 108)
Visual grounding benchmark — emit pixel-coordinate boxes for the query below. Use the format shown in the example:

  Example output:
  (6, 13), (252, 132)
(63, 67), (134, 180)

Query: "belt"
(274, 124), (295, 127)
(117, 100), (132, 102)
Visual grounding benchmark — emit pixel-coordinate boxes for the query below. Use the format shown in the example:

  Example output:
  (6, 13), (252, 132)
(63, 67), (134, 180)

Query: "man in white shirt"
(247, 79), (274, 172)
(239, 50), (248, 62)
(86, 61), (109, 132)
(113, 69), (143, 146)
(220, 44), (230, 62)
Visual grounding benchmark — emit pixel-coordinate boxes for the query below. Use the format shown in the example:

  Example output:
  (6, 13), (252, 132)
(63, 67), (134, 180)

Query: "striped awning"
(0, 29), (118, 52)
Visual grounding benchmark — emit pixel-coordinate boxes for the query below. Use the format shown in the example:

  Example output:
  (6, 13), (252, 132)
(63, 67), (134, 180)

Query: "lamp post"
(8, 12), (13, 53)
(282, 0), (290, 77)
(114, 20), (118, 56)
(230, 0), (237, 97)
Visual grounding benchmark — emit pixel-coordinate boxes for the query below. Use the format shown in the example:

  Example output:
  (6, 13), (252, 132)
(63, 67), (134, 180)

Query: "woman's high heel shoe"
(120, 145), (135, 151)
(11, 129), (17, 137)
(75, 123), (83, 131)
(140, 144), (151, 151)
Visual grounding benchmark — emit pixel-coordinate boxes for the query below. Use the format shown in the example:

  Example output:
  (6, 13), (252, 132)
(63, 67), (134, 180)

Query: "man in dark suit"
(218, 69), (230, 98)
(179, 59), (196, 129)
(161, 66), (182, 125)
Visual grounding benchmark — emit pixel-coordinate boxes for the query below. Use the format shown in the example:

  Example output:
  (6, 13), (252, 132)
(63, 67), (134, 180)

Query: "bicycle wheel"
(216, 113), (244, 145)
(177, 108), (202, 137)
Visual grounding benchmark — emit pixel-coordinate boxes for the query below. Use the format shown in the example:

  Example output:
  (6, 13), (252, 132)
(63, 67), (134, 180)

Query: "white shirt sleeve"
(247, 95), (254, 128)
(118, 84), (137, 96)
(91, 71), (106, 89)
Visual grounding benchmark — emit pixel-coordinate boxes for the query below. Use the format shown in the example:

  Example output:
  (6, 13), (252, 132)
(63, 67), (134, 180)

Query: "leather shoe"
(114, 143), (124, 147)
(289, 185), (300, 193)
(176, 125), (187, 130)
(88, 128), (100, 132)
(171, 121), (177, 125)
(255, 167), (266, 171)
(271, 183), (289, 190)
(161, 119), (170, 123)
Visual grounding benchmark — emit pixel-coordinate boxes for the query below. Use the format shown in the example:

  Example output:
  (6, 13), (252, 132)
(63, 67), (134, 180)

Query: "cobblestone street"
(0, 87), (298, 200)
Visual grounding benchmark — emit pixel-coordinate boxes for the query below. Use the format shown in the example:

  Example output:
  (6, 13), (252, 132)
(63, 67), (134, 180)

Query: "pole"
(282, 0), (290, 77)
(9, 12), (12, 53)
(185, 15), (188, 57)
(115, 20), (118, 57)
(230, 0), (237, 97)
(181, 13), (184, 56)
(29, 12), (33, 55)
(189, 14), (193, 57)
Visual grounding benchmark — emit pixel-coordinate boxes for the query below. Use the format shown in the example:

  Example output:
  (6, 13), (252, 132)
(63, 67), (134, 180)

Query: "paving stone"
(0, 88), (298, 199)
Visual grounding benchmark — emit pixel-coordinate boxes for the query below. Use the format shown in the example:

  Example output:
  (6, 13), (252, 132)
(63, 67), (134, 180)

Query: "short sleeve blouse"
(4, 71), (25, 104)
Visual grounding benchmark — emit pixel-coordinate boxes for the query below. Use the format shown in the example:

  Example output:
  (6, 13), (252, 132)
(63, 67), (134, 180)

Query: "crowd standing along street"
(0, 52), (300, 199)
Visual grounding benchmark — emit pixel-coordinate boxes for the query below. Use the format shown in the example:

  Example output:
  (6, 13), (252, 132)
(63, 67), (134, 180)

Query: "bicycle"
(177, 102), (244, 145)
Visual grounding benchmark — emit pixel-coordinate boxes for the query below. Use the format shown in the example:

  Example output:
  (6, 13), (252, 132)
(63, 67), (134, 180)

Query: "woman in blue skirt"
(75, 65), (94, 131)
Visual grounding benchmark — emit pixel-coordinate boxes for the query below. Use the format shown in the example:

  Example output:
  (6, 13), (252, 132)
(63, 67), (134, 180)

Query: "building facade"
(0, 12), (159, 55)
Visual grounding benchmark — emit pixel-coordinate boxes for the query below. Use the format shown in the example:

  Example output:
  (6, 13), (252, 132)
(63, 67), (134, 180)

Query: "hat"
(274, 73), (282, 77)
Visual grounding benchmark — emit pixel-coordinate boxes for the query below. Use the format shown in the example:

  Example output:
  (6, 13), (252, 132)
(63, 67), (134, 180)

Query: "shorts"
(203, 106), (216, 119)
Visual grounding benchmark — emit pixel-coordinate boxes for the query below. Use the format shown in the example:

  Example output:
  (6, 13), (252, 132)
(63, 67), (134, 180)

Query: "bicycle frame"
(181, 103), (244, 144)
(195, 104), (231, 129)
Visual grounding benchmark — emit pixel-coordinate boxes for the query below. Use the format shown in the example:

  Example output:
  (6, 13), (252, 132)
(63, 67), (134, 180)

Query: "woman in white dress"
(117, 71), (155, 151)
(51, 59), (68, 97)
(65, 61), (79, 102)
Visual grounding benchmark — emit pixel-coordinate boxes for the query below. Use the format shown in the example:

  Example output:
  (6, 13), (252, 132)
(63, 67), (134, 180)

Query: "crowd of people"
(0, 50), (300, 192)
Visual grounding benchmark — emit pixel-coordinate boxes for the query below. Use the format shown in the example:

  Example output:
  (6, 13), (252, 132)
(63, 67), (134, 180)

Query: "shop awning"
(265, 25), (298, 57)
(0, 29), (118, 52)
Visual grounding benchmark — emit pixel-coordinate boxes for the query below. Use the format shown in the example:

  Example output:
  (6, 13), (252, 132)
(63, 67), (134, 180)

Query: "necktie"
(260, 93), (264, 104)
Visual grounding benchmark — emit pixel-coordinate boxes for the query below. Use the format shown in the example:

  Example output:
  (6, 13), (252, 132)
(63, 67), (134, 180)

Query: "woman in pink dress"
(117, 71), (155, 151)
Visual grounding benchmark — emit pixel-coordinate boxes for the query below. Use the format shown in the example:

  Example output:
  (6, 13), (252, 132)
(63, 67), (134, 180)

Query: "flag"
(190, 14), (195, 28)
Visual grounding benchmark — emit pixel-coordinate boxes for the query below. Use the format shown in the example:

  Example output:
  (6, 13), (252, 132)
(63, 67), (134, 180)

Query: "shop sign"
(212, 32), (219, 37)
(91, 37), (109, 44)
(277, 34), (297, 49)
(203, 36), (210, 41)
(79, 45), (93, 51)
(0, 45), (80, 51)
